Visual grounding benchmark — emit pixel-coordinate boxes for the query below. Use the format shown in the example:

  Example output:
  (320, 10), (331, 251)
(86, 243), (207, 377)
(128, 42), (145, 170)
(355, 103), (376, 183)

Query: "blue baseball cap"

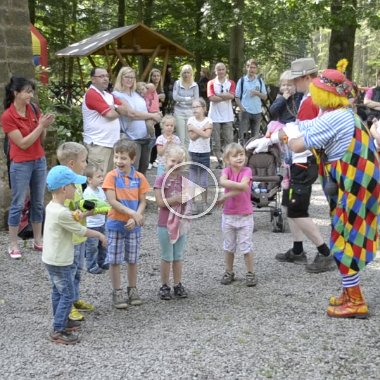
(47, 165), (87, 191)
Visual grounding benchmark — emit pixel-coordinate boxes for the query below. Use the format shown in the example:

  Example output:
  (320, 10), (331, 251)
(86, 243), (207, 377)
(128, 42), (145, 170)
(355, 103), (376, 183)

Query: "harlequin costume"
(288, 69), (380, 318)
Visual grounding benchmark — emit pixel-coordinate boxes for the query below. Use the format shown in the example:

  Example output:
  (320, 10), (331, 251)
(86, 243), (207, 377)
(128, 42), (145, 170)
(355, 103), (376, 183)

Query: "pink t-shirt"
(144, 90), (159, 113)
(222, 166), (253, 215)
(154, 174), (187, 226)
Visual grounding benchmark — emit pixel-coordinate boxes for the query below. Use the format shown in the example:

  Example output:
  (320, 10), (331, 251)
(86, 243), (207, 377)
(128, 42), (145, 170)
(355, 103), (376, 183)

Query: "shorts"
(157, 227), (186, 262)
(222, 214), (254, 254)
(282, 157), (318, 218)
(106, 229), (141, 265)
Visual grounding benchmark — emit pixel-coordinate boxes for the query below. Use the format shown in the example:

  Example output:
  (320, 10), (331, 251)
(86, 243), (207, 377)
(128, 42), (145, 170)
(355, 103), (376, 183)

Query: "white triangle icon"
(181, 177), (206, 204)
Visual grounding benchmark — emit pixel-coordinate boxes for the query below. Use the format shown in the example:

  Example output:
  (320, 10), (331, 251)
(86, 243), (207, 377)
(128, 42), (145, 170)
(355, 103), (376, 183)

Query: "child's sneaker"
(112, 289), (128, 309)
(66, 319), (81, 332)
(73, 300), (94, 311)
(173, 283), (188, 298)
(220, 271), (235, 285)
(49, 330), (79, 345)
(8, 247), (22, 259)
(245, 272), (257, 287)
(69, 306), (84, 321)
(159, 284), (171, 300)
(127, 287), (143, 306)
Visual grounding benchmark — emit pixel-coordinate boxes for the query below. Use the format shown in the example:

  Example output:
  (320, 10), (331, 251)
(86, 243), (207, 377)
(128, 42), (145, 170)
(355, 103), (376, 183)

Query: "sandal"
(8, 247), (22, 259)
(33, 241), (43, 252)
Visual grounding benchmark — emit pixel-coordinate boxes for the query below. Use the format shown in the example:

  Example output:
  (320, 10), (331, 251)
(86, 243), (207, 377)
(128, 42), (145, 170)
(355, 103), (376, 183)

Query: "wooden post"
(161, 47), (170, 87)
(112, 41), (128, 66)
(77, 57), (85, 91)
(140, 44), (161, 81)
(88, 55), (97, 68)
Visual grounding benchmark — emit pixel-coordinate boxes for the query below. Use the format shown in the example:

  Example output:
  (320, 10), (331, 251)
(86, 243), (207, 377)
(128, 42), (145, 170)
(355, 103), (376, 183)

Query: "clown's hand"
(283, 122), (303, 142)
(246, 137), (272, 153)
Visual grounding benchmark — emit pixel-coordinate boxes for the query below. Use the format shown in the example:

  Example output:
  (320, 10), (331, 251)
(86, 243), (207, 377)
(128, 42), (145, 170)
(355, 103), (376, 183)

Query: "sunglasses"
(220, 84), (224, 93)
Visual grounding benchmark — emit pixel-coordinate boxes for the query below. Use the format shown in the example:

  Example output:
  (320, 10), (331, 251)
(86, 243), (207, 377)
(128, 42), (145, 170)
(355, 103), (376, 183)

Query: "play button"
(161, 161), (220, 219)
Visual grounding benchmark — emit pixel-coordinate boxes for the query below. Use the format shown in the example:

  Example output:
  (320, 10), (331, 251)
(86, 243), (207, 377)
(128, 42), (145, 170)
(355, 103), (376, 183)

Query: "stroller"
(245, 139), (286, 232)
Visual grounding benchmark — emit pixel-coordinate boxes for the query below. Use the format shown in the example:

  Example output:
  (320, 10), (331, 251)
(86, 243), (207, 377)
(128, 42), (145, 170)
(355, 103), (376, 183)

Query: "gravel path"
(1, 175), (380, 380)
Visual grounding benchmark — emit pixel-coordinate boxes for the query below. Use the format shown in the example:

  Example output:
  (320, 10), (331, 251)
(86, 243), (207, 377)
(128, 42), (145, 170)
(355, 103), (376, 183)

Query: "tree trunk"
(229, 0), (244, 81)
(327, 0), (357, 79)
(118, 0), (125, 27)
(28, 0), (35, 24)
(194, 0), (205, 81)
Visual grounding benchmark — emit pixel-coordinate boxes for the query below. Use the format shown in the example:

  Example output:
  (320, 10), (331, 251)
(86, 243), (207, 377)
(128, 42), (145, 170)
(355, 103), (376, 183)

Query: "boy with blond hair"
(103, 139), (150, 308)
(56, 142), (93, 321)
(43, 165), (106, 344)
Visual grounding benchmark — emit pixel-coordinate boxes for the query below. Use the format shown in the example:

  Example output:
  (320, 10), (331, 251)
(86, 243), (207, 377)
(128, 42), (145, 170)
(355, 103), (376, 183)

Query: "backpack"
(239, 76), (264, 100)
(3, 103), (39, 188)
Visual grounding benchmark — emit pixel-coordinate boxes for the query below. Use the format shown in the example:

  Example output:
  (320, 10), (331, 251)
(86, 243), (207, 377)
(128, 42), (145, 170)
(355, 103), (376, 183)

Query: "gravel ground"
(1, 169), (380, 380)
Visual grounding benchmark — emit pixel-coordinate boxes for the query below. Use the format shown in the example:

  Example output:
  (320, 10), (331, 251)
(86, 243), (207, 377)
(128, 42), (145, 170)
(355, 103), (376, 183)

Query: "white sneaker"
(148, 163), (153, 170)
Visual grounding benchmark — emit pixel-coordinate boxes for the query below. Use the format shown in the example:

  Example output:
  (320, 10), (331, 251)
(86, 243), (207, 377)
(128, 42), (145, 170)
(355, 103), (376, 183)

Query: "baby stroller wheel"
(271, 210), (285, 233)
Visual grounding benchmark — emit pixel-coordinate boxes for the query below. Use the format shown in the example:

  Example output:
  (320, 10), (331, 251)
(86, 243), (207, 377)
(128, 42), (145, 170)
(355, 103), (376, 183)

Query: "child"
(187, 98), (213, 214)
(269, 70), (302, 124)
(83, 163), (109, 274)
(155, 115), (181, 176)
(217, 142), (257, 287)
(154, 144), (190, 300)
(103, 139), (150, 308)
(43, 165), (106, 345)
(56, 142), (93, 322)
(136, 81), (158, 142)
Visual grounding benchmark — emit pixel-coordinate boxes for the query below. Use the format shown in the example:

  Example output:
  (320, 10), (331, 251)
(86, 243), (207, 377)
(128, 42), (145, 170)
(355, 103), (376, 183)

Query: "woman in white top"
(113, 67), (161, 174)
(173, 64), (199, 148)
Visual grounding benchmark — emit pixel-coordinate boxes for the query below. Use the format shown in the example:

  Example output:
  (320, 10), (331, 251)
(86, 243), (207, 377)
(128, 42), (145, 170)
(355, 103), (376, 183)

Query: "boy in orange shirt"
(103, 139), (150, 308)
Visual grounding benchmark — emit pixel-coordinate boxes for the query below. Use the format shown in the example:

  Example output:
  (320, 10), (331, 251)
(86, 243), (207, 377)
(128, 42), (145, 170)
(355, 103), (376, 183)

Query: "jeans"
(239, 111), (262, 142)
(85, 226), (107, 272)
(8, 157), (46, 226)
(70, 242), (85, 302)
(45, 264), (74, 332)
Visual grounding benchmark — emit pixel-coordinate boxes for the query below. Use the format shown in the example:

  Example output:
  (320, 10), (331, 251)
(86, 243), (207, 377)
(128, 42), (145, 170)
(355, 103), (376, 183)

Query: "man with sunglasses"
(207, 62), (236, 169)
(235, 59), (268, 145)
(82, 67), (133, 175)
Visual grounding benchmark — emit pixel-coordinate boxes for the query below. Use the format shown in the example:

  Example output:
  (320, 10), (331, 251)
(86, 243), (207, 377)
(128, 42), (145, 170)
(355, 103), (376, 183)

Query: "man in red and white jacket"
(82, 67), (132, 175)
(207, 63), (236, 169)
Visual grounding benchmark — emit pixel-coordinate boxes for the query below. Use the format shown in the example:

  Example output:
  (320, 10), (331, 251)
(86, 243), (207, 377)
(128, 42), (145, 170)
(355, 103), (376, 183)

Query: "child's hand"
(132, 211), (144, 226)
(215, 194), (226, 207)
(125, 219), (136, 230)
(99, 233), (107, 248)
(72, 210), (85, 221)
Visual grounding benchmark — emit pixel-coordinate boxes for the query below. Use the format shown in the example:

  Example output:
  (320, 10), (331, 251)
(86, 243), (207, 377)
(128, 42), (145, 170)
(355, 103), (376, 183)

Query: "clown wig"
(309, 83), (350, 110)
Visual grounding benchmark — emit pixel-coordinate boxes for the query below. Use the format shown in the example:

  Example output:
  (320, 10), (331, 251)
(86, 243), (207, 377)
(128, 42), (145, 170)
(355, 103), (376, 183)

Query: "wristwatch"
(114, 104), (120, 113)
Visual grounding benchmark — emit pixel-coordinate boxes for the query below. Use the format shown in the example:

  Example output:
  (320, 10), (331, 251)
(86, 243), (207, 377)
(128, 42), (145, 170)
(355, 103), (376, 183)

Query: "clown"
(279, 69), (380, 318)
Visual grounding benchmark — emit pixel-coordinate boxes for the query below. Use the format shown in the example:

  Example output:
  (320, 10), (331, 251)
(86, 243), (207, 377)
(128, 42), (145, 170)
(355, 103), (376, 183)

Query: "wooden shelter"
(55, 23), (193, 87)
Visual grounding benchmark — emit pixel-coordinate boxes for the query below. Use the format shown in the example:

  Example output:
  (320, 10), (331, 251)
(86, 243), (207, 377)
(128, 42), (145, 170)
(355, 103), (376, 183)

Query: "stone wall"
(0, 0), (36, 229)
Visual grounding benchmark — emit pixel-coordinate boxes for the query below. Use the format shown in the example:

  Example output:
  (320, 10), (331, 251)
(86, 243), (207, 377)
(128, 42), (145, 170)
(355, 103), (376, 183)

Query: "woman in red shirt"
(1, 77), (55, 259)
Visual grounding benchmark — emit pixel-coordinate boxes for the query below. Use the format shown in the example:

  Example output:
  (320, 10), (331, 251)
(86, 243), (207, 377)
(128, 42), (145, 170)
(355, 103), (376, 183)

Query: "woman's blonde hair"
(160, 114), (176, 129)
(114, 67), (137, 92)
(309, 83), (350, 109)
(180, 64), (194, 85)
(223, 142), (246, 165)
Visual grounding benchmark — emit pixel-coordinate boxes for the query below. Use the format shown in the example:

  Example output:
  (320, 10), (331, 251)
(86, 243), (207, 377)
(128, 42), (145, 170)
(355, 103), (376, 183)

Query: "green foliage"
(36, 82), (83, 144)
(31, 0), (380, 86)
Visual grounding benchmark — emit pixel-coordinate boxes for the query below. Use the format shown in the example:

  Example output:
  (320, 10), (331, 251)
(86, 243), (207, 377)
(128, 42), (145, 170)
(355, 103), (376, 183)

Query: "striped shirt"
(103, 167), (150, 233)
(299, 108), (355, 162)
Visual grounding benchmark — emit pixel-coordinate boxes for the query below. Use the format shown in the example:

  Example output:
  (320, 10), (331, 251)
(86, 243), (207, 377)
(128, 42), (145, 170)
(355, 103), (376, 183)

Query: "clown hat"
(312, 69), (352, 97)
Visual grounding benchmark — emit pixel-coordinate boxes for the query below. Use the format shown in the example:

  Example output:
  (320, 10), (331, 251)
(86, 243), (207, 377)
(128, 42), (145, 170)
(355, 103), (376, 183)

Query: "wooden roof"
(55, 23), (193, 58)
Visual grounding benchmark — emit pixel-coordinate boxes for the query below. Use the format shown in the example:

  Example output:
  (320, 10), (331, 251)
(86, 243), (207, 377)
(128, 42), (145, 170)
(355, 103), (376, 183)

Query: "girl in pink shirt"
(217, 142), (256, 287)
